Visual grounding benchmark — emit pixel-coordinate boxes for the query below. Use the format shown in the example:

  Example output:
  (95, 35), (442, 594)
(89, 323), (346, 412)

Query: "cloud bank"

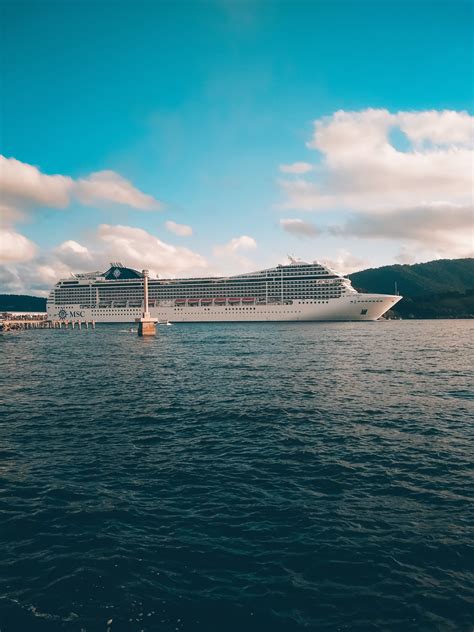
(97, 224), (206, 276)
(212, 235), (258, 274)
(165, 220), (193, 236)
(76, 171), (162, 210)
(213, 235), (257, 257)
(279, 109), (474, 258)
(0, 224), (209, 295)
(280, 218), (319, 238)
(0, 156), (204, 292)
(0, 155), (162, 215)
(0, 228), (38, 264)
(279, 162), (313, 174)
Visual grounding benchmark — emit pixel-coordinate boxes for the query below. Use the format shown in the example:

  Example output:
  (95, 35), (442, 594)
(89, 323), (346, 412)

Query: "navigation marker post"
(136, 269), (157, 336)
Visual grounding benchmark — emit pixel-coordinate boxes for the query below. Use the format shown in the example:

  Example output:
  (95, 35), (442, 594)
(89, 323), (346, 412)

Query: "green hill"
(349, 258), (474, 319)
(390, 290), (474, 319)
(0, 294), (47, 312)
(349, 258), (474, 297)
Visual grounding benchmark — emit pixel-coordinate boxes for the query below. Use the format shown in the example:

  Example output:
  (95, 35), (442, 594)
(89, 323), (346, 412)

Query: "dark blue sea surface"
(0, 320), (473, 631)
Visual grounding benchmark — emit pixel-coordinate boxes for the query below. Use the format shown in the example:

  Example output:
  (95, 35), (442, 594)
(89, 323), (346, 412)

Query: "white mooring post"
(136, 269), (157, 336)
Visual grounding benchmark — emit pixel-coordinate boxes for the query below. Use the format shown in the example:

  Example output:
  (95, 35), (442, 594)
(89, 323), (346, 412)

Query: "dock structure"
(135, 269), (157, 336)
(50, 320), (96, 330)
(0, 314), (95, 332)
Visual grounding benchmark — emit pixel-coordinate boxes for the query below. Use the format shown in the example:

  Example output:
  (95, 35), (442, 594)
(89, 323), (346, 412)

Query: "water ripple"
(0, 320), (473, 631)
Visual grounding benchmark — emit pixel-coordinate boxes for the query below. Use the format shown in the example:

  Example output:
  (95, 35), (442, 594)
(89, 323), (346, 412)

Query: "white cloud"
(394, 247), (418, 265)
(0, 155), (73, 209)
(279, 162), (313, 174)
(280, 218), (319, 238)
(329, 203), (474, 258)
(0, 203), (24, 227)
(212, 235), (257, 274)
(165, 220), (193, 236)
(282, 109), (472, 212)
(55, 240), (90, 256)
(0, 266), (24, 293)
(0, 228), (38, 264)
(397, 110), (474, 148)
(0, 156), (163, 220)
(321, 250), (369, 275)
(213, 235), (257, 258)
(76, 171), (162, 210)
(54, 240), (93, 267)
(97, 224), (207, 277)
(279, 108), (474, 258)
(0, 224), (209, 295)
(0, 256), (74, 296)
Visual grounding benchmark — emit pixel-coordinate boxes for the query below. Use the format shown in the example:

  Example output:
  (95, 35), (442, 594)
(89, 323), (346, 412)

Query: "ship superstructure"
(47, 259), (402, 323)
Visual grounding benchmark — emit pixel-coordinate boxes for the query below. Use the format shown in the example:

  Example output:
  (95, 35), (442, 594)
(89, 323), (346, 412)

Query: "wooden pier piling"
(0, 315), (96, 332)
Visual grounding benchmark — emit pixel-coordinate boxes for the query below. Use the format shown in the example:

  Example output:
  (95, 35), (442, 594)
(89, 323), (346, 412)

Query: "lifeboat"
(242, 297), (255, 303)
(228, 297), (241, 303)
(188, 298), (199, 304)
(175, 299), (186, 304)
(201, 298), (213, 304)
(214, 298), (226, 303)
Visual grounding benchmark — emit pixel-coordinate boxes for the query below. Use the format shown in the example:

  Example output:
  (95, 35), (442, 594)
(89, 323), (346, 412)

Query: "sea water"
(0, 320), (472, 631)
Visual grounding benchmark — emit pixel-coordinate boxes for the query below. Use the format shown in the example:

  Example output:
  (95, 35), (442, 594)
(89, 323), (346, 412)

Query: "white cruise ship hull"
(47, 294), (401, 324)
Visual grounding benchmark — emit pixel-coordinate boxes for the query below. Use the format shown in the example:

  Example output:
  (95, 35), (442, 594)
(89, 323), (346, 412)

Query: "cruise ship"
(47, 259), (402, 323)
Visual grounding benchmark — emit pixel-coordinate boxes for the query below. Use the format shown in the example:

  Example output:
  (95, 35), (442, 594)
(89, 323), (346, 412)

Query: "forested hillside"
(349, 258), (473, 297)
(0, 295), (47, 312)
(349, 258), (474, 318)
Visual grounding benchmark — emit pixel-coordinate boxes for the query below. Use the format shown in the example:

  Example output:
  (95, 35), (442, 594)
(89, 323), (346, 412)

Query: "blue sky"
(1, 0), (473, 292)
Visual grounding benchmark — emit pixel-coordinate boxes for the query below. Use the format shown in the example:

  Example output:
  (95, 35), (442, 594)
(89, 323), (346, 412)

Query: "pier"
(0, 314), (95, 332)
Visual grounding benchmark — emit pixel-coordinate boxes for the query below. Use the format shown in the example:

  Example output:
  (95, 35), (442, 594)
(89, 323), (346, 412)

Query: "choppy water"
(0, 320), (473, 632)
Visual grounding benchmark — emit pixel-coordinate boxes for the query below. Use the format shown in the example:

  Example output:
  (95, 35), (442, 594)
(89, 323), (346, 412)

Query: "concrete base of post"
(137, 320), (156, 336)
(136, 314), (157, 336)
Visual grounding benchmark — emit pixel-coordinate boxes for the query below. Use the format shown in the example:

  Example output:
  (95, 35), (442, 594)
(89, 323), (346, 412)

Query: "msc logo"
(58, 309), (84, 320)
(113, 268), (121, 278)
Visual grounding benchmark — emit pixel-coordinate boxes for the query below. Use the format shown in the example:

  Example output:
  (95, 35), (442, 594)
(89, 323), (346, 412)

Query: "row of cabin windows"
(60, 295), (343, 305)
(57, 276), (337, 295)
(58, 279), (342, 295)
(62, 294), (342, 309)
(88, 301), (331, 314)
(58, 283), (344, 296)
(57, 288), (344, 302)
(93, 287), (343, 295)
